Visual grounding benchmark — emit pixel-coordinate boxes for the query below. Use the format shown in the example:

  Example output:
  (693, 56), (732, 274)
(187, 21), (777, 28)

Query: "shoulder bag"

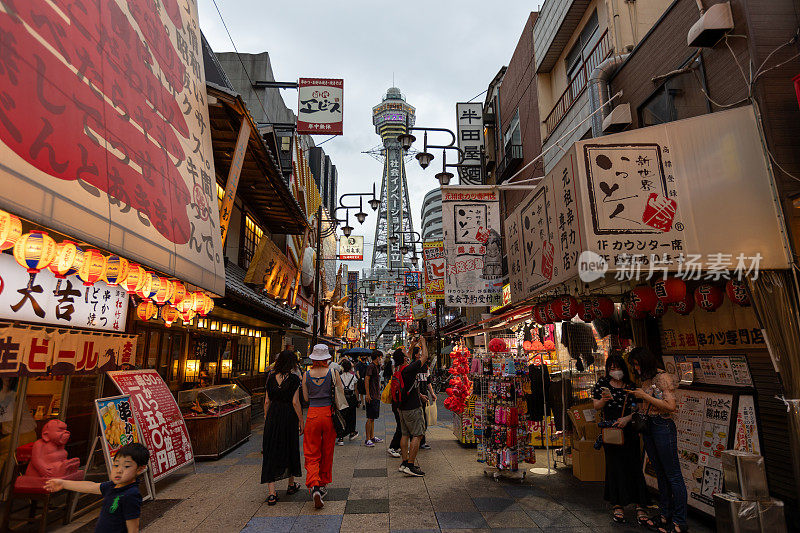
(329, 370), (348, 439)
(601, 393), (628, 446)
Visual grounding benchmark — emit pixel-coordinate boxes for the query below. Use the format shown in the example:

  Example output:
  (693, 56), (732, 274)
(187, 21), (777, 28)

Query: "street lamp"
(415, 151), (434, 169)
(389, 234), (399, 245)
(398, 133), (416, 151)
(399, 127), (477, 185)
(435, 171), (453, 186)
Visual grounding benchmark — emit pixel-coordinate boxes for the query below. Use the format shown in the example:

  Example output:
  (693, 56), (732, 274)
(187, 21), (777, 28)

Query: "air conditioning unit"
(687, 2), (734, 48)
(602, 103), (632, 133)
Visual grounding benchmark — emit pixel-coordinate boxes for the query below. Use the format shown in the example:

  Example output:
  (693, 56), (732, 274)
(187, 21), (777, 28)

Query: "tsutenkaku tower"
(371, 87), (416, 271)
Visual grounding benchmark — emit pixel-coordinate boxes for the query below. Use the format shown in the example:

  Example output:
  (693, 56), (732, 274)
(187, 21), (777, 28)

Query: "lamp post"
(398, 127), (475, 186)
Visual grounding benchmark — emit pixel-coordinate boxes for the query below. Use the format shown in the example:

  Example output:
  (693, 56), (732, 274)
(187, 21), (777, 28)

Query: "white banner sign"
(339, 235), (364, 261)
(0, 254), (129, 332)
(297, 78), (344, 135)
(456, 102), (484, 185)
(442, 186), (503, 307)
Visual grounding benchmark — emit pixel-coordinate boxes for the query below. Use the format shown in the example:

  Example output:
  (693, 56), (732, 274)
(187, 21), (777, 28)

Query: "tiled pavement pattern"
(55, 401), (715, 532)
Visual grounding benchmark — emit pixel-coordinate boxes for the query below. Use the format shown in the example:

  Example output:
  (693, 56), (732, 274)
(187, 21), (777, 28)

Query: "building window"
(639, 56), (709, 127)
(565, 10), (600, 78)
(503, 109), (521, 150)
(217, 182), (225, 211)
(240, 214), (264, 269)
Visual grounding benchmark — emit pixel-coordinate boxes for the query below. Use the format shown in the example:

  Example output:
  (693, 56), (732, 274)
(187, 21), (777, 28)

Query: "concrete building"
(421, 188), (443, 241)
(307, 147), (339, 214)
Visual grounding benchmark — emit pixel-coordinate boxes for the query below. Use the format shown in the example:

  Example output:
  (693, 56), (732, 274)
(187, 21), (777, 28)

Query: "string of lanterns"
(0, 209), (214, 327)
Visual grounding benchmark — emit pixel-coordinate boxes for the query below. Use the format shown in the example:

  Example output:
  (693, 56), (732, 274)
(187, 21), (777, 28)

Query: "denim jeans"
(642, 416), (687, 527)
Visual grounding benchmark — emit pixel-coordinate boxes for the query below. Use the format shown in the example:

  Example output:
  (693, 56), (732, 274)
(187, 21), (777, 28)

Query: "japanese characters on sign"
(297, 78), (344, 135)
(339, 236), (364, 261)
(422, 241), (445, 300)
(504, 150), (583, 303)
(219, 121), (252, 243)
(244, 236), (297, 300)
(0, 0), (225, 295)
(410, 289), (427, 320)
(108, 370), (194, 482)
(395, 293), (412, 321)
(490, 284), (512, 312)
(663, 354), (753, 387)
(456, 103), (484, 185)
(660, 298), (764, 352)
(404, 271), (422, 291)
(385, 149), (406, 270)
(347, 271), (359, 322)
(0, 324), (136, 376)
(441, 187), (503, 307)
(96, 395), (144, 462)
(0, 254), (129, 331)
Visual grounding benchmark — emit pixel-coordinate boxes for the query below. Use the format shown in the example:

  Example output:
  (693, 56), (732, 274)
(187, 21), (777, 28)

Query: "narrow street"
(56, 402), (713, 533)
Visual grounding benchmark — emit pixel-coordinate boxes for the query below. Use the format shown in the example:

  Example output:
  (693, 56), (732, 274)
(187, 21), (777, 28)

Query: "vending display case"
(178, 384), (251, 458)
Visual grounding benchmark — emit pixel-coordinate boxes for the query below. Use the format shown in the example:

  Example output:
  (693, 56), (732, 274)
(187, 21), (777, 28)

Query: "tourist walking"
(591, 354), (649, 524)
(413, 346), (436, 450)
(302, 344), (344, 509)
(364, 351), (384, 446)
(387, 348), (407, 458)
(261, 350), (303, 505)
(339, 358), (359, 443)
(628, 347), (684, 533)
(397, 336), (428, 476)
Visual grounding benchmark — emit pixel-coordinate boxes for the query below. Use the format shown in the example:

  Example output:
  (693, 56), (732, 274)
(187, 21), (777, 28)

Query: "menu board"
(108, 370), (194, 482)
(95, 395), (142, 458)
(733, 395), (760, 454)
(662, 354), (753, 387)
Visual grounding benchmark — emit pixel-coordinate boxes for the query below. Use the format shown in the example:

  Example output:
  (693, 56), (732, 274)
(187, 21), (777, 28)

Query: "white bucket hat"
(309, 344), (331, 361)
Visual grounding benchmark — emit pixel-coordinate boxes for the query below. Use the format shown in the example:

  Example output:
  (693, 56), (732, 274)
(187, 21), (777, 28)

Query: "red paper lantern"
(650, 300), (667, 318)
(104, 255), (130, 286)
(0, 211), (22, 251)
(154, 278), (175, 305)
(544, 301), (559, 323)
(725, 279), (750, 306)
(576, 301), (593, 322)
(488, 337), (507, 353)
(532, 305), (548, 325)
(160, 305), (179, 327)
(551, 295), (579, 321)
(694, 284), (724, 312)
(673, 293), (695, 315)
(543, 339), (555, 351)
(13, 231), (57, 273)
(48, 241), (83, 279)
(124, 264), (146, 294)
(531, 340), (545, 351)
(584, 296), (615, 319)
(77, 249), (106, 286)
(170, 281), (186, 305)
(137, 273), (160, 301)
(136, 301), (157, 321)
(653, 277), (687, 304)
(625, 286), (658, 318)
(522, 340), (533, 352)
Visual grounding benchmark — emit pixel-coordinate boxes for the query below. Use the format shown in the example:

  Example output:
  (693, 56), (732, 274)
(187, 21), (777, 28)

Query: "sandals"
(267, 494), (278, 506)
(612, 507), (627, 523)
(636, 509), (655, 528)
(286, 482), (301, 495)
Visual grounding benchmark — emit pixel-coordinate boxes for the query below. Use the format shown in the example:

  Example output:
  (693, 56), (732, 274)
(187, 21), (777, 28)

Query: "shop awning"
(224, 260), (308, 328)
(207, 83), (307, 235)
(451, 305), (534, 337)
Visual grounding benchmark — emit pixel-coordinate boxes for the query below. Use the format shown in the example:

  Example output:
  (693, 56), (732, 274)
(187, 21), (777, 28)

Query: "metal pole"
(311, 204), (323, 347)
(435, 299), (442, 372)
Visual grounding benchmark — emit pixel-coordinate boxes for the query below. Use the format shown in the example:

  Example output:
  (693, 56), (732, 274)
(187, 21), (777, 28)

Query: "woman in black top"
(592, 354), (649, 525)
(262, 350), (303, 505)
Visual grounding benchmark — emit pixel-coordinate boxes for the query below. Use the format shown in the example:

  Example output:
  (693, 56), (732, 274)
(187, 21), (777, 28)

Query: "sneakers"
(398, 462), (410, 474)
(348, 431), (359, 441)
(387, 448), (401, 458)
(337, 438), (344, 446)
(372, 436), (384, 443)
(319, 486), (328, 498)
(312, 486), (324, 509)
(404, 464), (425, 477)
(420, 443), (431, 450)
(364, 439), (375, 447)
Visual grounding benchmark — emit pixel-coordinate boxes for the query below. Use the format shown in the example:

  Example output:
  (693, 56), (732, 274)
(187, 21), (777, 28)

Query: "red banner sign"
(108, 370), (194, 482)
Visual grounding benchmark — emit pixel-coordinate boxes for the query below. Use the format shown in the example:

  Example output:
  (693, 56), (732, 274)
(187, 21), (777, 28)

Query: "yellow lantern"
(13, 231), (57, 273)
(180, 308), (196, 325)
(136, 273), (160, 301)
(170, 281), (186, 305)
(191, 291), (205, 314)
(193, 292), (214, 316)
(0, 210), (22, 251)
(48, 241), (83, 279)
(77, 249), (106, 286)
(104, 255), (130, 286)
(154, 278), (175, 305)
(124, 264), (146, 294)
(160, 305), (179, 327)
(136, 301), (157, 321)
(204, 294), (215, 315)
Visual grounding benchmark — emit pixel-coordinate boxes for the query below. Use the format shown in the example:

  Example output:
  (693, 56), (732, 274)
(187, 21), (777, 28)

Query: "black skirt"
(602, 427), (650, 506)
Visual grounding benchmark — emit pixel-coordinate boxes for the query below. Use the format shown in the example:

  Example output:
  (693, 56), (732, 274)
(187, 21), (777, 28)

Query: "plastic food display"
(178, 384), (251, 418)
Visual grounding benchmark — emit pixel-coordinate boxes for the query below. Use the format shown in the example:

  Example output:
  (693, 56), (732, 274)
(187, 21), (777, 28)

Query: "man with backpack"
(392, 336), (429, 477)
(363, 351), (384, 447)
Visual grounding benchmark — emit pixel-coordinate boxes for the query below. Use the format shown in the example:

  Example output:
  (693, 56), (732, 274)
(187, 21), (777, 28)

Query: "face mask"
(609, 370), (624, 380)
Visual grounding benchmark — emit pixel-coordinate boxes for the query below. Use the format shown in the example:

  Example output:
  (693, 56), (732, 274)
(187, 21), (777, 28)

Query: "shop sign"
(660, 298), (763, 352)
(662, 354), (752, 387)
(490, 284), (512, 312)
(422, 241), (445, 299)
(395, 293), (412, 321)
(456, 102), (484, 185)
(0, 1), (225, 295)
(244, 236), (297, 300)
(410, 289), (427, 320)
(0, 324), (136, 376)
(339, 236), (363, 261)
(404, 271), (422, 290)
(0, 254), (129, 332)
(346, 327), (359, 342)
(297, 78), (344, 135)
(296, 296), (310, 323)
(108, 370), (194, 483)
(441, 187), (503, 307)
(95, 395), (145, 461)
(219, 120), (251, 244)
(347, 271), (359, 320)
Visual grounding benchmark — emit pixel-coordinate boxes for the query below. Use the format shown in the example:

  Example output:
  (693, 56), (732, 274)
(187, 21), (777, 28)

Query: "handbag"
(380, 381), (392, 404)
(329, 371), (348, 439)
(630, 396), (651, 435)
(425, 400), (438, 426)
(601, 392), (629, 446)
(332, 370), (349, 411)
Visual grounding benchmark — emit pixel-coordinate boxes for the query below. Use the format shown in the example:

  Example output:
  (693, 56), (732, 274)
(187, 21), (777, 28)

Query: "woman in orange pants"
(301, 344), (343, 509)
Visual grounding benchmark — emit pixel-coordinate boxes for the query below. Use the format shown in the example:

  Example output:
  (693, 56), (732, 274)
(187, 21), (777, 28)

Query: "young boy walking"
(46, 442), (150, 533)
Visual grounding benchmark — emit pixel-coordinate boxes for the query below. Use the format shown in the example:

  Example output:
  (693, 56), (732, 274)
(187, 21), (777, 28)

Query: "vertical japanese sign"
(244, 235), (296, 300)
(219, 120), (251, 243)
(410, 289), (427, 320)
(297, 78), (344, 135)
(404, 271), (422, 290)
(441, 187), (503, 307)
(505, 149), (583, 302)
(95, 395), (143, 461)
(0, 0), (225, 294)
(108, 370), (194, 482)
(456, 103), (484, 185)
(395, 293), (412, 321)
(339, 236), (364, 261)
(347, 271), (359, 322)
(386, 149), (405, 269)
(422, 241), (445, 299)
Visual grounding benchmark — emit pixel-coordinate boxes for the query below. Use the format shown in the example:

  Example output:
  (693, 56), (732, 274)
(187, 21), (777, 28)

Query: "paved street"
(56, 402), (714, 533)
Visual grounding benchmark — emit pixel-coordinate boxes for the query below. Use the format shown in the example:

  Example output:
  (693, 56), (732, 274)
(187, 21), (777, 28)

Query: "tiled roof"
(225, 260), (308, 328)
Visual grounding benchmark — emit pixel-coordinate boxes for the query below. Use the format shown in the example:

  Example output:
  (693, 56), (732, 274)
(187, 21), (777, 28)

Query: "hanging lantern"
(170, 281), (186, 305)
(153, 278), (175, 305)
(13, 231), (57, 273)
(193, 292), (213, 316)
(176, 294), (195, 314)
(522, 340), (533, 352)
(180, 307), (196, 325)
(694, 284), (724, 312)
(532, 305), (548, 325)
(576, 300), (594, 322)
(204, 295), (214, 315)
(104, 255), (130, 286)
(136, 273), (160, 301)
(160, 305), (179, 327)
(584, 296), (615, 319)
(124, 264), (147, 294)
(0, 211), (22, 251)
(673, 293), (695, 315)
(625, 286), (658, 319)
(48, 241), (83, 279)
(653, 277), (687, 304)
(136, 301), (157, 321)
(650, 300), (667, 318)
(725, 279), (750, 306)
(550, 295), (579, 321)
(77, 249), (106, 286)
(544, 301), (559, 323)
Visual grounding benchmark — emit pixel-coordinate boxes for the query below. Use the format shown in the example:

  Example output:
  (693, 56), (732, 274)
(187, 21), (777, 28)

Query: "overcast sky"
(198, 0), (542, 273)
